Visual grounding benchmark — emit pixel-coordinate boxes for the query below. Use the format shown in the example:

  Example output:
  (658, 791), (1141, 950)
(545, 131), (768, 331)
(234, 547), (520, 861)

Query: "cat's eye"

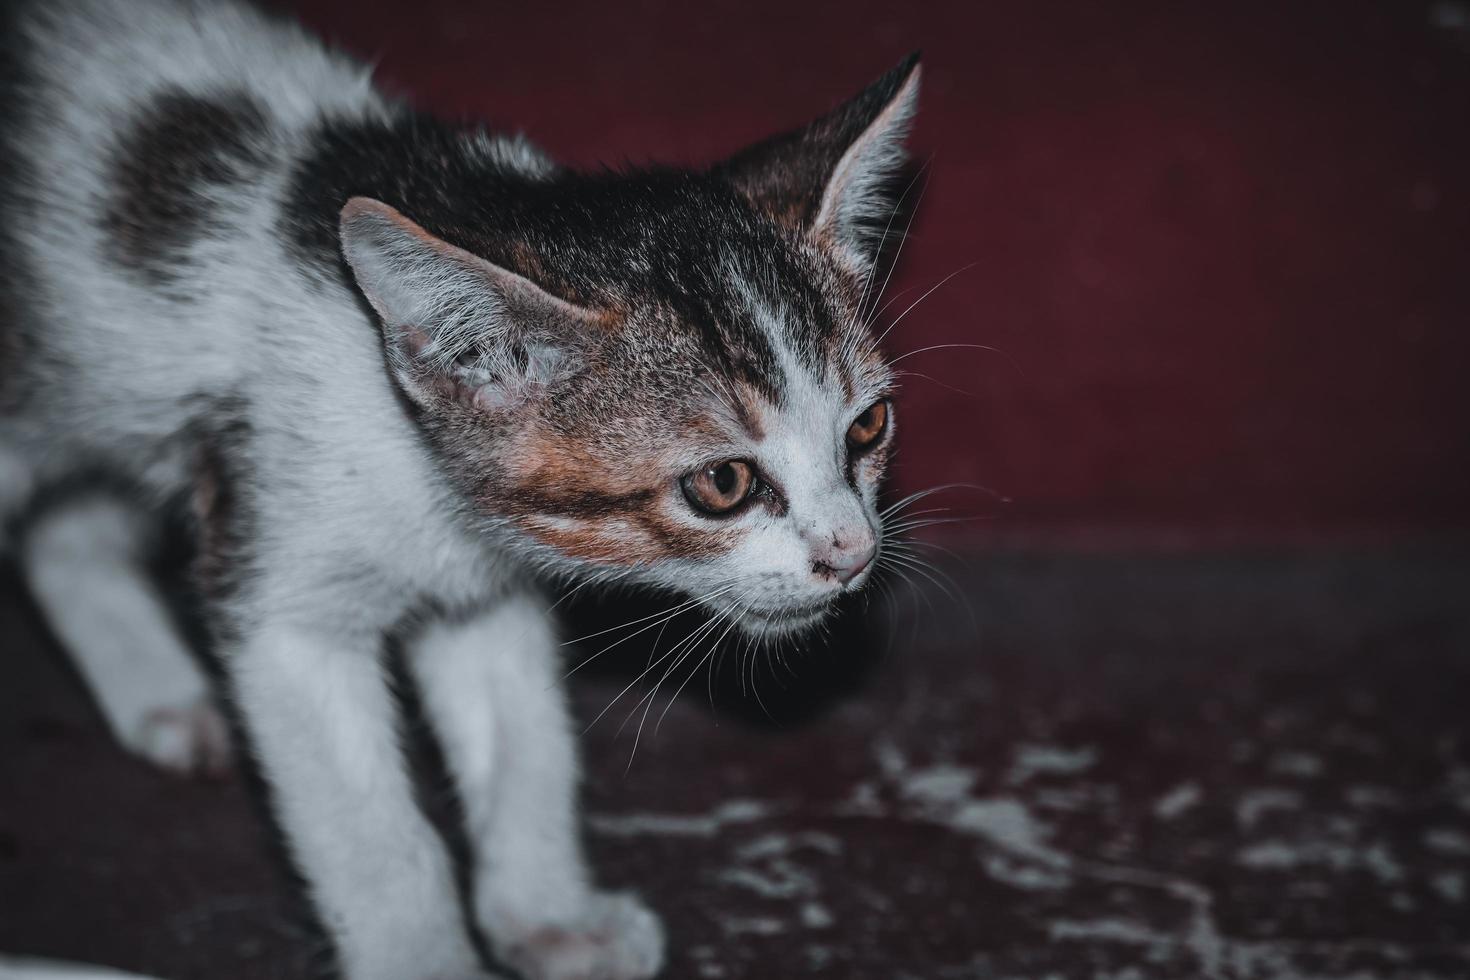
(847, 399), (889, 452)
(682, 460), (755, 515)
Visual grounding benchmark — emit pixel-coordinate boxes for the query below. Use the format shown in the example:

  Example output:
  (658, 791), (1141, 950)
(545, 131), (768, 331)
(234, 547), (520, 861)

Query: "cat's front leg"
(228, 620), (495, 980)
(408, 594), (665, 980)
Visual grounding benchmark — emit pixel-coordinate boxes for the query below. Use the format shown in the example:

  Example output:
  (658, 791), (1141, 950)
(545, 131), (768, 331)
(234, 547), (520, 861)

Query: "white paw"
(128, 698), (234, 777)
(494, 892), (664, 980)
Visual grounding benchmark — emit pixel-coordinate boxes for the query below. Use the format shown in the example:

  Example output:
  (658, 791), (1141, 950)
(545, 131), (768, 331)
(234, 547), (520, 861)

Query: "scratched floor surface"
(3, 548), (1469, 979)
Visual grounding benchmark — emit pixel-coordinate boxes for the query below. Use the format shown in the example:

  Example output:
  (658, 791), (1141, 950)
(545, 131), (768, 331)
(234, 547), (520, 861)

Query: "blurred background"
(4, 2), (1469, 979)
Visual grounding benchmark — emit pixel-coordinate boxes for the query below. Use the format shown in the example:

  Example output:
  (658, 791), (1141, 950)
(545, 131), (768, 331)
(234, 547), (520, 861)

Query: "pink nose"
(815, 540), (877, 586)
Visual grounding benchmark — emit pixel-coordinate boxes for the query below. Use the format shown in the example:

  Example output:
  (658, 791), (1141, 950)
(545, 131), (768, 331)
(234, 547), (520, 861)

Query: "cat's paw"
(130, 697), (233, 777)
(493, 892), (664, 980)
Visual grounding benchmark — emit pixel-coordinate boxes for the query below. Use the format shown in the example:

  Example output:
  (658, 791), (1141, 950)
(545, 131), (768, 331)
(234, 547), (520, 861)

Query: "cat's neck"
(281, 110), (557, 290)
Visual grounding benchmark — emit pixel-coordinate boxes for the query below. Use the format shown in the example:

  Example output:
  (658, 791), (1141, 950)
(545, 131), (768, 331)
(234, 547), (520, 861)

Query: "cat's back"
(12, 0), (379, 135)
(5, 0), (382, 257)
(0, 0), (389, 441)
(4, 0), (384, 292)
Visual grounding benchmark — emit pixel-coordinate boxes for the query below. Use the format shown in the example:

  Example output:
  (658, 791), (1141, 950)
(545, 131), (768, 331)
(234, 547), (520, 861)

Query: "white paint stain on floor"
(1236, 838), (1406, 884)
(1007, 743), (1099, 784)
(592, 731), (1470, 979)
(1424, 826), (1470, 856)
(1235, 787), (1303, 829)
(1153, 781), (1204, 820)
(587, 799), (771, 838)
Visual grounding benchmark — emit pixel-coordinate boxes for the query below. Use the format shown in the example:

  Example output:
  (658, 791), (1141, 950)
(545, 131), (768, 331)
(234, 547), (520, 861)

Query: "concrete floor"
(3, 548), (1469, 979)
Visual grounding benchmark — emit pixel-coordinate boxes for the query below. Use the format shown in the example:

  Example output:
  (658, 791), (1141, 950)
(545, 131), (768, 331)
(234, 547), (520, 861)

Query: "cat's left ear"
(716, 53), (920, 274)
(339, 197), (602, 413)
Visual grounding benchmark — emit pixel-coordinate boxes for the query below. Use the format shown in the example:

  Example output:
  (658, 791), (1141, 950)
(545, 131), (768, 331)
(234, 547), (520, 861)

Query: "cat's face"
(493, 255), (897, 638)
(342, 56), (919, 638)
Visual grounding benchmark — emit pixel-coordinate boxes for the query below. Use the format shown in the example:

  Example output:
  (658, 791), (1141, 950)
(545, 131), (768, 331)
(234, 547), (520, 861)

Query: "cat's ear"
(339, 197), (600, 411)
(717, 53), (920, 273)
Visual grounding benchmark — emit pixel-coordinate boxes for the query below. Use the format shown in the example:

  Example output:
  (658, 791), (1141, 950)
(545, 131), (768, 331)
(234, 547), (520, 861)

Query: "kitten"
(0, 0), (918, 977)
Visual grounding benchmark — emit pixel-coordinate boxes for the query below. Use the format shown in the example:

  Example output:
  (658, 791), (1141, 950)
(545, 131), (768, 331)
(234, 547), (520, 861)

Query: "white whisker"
(859, 156), (933, 325)
(857, 157), (931, 322)
(623, 605), (735, 770)
(655, 605), (745, 736)
(873, 261), (979, 347)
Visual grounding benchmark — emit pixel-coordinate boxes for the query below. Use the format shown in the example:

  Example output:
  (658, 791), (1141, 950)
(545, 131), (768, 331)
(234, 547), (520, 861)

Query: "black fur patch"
(190, 396), (259, 632)
(0, 0), (39, 411)
(102, 90), (271, 288)
(282, 110), (864, 401)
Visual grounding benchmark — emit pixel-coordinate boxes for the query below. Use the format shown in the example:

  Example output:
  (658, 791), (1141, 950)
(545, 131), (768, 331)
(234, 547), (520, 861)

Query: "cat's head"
(341, 56), (920, 638)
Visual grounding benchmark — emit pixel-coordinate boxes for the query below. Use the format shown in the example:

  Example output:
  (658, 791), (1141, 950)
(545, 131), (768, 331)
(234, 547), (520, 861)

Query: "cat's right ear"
(716, 54), (921, 276)
(339, 197), (601, 412)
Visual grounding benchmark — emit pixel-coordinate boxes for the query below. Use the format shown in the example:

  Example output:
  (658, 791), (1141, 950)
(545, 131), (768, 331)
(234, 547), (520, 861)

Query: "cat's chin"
(730, 599), (835, 640)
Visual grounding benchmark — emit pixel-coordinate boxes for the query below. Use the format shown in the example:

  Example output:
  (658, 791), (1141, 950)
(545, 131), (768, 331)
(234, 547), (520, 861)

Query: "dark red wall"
(285, 0), (1470, 541)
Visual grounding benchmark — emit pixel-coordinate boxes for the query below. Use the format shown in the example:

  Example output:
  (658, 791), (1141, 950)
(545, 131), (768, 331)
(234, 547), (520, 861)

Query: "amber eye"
(847, 399), (890, 452)
(681, 460), (756, 515)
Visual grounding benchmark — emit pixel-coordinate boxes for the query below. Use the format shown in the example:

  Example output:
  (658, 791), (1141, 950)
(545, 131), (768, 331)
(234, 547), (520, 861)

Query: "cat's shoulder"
(16, 0), (383, 129)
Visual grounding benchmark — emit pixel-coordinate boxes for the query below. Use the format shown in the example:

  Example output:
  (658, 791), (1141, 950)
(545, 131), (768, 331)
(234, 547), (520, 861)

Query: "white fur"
(0, 956), (164, 980)
(231, 623), (489, 980)
(408, 596), (664, 980)
(20, 496), (229, 774)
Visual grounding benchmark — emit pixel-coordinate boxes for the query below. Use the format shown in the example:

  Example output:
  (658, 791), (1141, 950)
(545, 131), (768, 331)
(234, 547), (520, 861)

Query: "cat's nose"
(834, 544), (876, 585)
(813, 537), (877, 586)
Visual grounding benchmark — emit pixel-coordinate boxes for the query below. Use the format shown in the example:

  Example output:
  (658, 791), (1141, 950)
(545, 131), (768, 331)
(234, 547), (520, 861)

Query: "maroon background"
(284, 0), (1470, 542)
